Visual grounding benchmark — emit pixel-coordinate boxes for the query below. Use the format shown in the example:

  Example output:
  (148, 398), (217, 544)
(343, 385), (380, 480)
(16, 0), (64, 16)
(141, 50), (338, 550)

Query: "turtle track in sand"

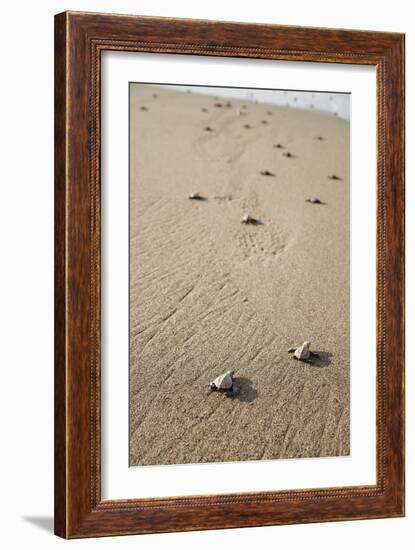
(234, 191), (287, 262)
(193, 112), (258, 165)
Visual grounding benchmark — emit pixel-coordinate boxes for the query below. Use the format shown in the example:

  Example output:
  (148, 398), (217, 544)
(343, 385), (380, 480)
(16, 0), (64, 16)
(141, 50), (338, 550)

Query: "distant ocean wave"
(153, 84), (350, 120)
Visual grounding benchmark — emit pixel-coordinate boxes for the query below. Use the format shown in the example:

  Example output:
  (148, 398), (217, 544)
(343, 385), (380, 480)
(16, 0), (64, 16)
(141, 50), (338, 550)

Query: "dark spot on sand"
(241, 214), (263, 225)
(308, 351), (332, 368)
(188, 192), (207, 201)
(214, 194), (233, 202)
(306, 197), (326, 205)
(227, 377), (258, 402)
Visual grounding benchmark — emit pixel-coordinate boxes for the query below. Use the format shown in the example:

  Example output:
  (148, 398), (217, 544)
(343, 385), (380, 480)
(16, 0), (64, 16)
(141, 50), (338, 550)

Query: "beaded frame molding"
(54, 11), (405, 538)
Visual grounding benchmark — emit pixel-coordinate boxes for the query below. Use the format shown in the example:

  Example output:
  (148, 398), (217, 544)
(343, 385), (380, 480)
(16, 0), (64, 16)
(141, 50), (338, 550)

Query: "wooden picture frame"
(54, 11), (405, 538)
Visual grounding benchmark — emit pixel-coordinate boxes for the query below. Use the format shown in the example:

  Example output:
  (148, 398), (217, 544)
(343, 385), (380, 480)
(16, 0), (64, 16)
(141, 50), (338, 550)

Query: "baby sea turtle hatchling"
(188, 192), (207, 201)
(283, 151), (295, 158)
(204, 126), (214, 132)
(306, 197), (323, 204)
(273, 143), (284, 149)
(328, 174), (343, 181)
(243, 124), (252, 129)
(241, 214), (262, 225)
(140, 106), (148, 111)
(209, 371), (238, 396)
(260, 170), (275, 177)
(288, 341), (320, 362)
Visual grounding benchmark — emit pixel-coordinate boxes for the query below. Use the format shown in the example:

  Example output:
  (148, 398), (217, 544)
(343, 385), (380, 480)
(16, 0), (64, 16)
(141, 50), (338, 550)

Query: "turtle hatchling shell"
(210, 371), (234, 390)
(294, 342), (311, 361)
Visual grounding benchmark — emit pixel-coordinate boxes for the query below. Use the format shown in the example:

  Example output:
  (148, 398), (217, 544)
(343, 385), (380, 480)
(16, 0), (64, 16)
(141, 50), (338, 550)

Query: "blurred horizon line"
(132, 82), (350, 121)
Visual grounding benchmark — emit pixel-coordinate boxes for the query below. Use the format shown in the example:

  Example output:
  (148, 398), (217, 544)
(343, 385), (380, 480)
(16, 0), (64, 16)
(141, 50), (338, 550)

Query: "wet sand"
(129, 85), (350, 466)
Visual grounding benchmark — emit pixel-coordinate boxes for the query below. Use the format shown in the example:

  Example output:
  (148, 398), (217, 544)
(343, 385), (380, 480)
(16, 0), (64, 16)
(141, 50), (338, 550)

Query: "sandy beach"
(129, 85), (350, 466)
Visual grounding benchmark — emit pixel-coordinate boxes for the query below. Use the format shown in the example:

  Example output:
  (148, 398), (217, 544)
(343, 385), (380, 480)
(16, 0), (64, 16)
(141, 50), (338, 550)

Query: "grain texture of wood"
(54, 11), (68, 539)
(54, 11), (405, 538)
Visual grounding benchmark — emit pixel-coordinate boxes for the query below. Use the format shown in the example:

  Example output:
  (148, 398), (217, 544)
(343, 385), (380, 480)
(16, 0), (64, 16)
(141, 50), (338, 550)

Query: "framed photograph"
(54, 11), (405, 538)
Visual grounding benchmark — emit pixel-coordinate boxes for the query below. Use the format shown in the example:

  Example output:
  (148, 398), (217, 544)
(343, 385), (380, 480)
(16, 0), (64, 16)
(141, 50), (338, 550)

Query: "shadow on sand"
(308, 351), (333, 368)
(242, 218), (264, 226)
(229, 376), (258, 402)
